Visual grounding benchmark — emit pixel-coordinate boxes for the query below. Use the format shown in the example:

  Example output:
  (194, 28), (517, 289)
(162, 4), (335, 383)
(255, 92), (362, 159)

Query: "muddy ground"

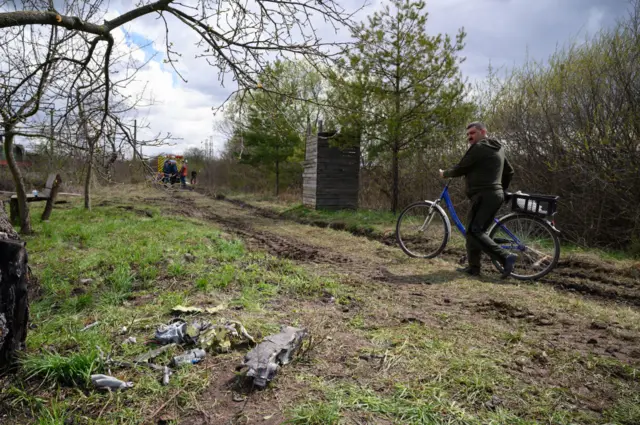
(110, 187), (640, 423)
(220, 194), (640, 307)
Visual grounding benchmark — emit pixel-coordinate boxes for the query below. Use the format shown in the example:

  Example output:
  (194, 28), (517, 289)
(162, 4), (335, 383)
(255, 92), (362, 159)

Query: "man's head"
(466, 121), (487, 144)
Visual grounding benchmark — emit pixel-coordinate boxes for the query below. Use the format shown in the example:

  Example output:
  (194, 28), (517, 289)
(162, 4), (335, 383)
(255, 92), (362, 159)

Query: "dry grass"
(1, 184), (639, 425)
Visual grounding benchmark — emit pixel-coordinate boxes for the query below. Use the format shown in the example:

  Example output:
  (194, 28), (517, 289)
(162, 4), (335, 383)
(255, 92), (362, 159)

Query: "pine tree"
(343, 0), (471, 212)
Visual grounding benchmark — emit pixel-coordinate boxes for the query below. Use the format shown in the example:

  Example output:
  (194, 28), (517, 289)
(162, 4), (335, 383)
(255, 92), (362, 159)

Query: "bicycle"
(396, 179), (561, 280)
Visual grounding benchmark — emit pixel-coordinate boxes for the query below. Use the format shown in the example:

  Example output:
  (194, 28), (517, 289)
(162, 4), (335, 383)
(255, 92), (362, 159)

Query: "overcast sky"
(11, 0), (633, 157)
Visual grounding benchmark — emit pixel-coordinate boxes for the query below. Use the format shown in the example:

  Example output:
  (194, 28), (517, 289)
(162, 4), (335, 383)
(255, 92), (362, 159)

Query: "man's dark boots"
(500, 254), (518, 279)
(456, 266), (481, 276)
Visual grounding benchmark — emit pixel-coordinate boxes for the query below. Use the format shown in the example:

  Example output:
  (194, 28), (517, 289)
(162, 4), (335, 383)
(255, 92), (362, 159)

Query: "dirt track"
(218, 194), (640, 307)
(139, 188), (640, 423)
(168, 191), (640, 361)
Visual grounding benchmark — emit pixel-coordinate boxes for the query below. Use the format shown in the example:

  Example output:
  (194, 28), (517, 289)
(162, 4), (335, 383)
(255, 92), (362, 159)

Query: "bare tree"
(0, 0), (359, 232)
(60, 39), (171, 209)
(0, 21), (79, 233)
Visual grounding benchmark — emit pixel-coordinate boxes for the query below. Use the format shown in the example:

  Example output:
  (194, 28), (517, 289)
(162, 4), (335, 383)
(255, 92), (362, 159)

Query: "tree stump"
(0, 200), (29, 370)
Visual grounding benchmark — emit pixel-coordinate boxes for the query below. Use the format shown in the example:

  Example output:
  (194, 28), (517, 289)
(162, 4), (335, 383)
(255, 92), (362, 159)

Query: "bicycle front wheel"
(396, 201), (451, 258)
(489, 214), (560, 280)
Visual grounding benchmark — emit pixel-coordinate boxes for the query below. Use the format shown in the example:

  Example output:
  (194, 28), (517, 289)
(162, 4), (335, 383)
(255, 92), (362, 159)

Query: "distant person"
(190, 170), (197, 186)
(179, 160), (188, 188)
(162, 159), (172, 185)
(170, 160), (179, 184)
(163, 158), (178, 185)
(439, 121), (517, 278)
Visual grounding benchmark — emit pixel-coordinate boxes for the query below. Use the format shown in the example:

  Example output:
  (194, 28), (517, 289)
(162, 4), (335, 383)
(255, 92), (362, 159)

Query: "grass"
(283, 316), (640, 425)
(279, 203), (396, 233)
(560, 242), (639, 262)
(2, 185), (639, 425)
(228, 192), (640, 261)
(1, 195), (349, 424)
(286, 382), (545, 425)
(288, 275), (639, 424)
(227, 192), (398, 236)
(22, 350), (102, 387)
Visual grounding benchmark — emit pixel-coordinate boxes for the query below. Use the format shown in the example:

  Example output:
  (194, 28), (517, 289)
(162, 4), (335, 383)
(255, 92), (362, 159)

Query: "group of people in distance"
(161, 157), (197, 189)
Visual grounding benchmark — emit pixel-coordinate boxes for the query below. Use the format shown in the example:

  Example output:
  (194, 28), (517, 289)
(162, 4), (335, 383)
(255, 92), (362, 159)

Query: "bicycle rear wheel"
(489, 214), (560, 280)
(396, 201), (451, 258)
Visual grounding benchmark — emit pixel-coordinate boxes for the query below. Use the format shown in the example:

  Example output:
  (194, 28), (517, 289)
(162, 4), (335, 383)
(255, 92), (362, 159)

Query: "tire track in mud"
(206, 210), (353, 265)
(215, 194), (640, 307)
(168, 191), (640, 368)
(175, 196), (387, 280)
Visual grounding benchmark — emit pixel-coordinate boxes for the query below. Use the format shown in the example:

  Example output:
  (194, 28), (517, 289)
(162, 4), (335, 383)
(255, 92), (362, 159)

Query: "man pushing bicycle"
(439, 121), (517, 278)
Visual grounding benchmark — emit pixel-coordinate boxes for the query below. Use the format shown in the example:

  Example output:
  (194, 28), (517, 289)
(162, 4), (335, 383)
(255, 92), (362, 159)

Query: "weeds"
(22, 350), (102, 387)
(7, 197), (350, 423)
(4, 187), (639, 424)
(287, 401), (341, 425)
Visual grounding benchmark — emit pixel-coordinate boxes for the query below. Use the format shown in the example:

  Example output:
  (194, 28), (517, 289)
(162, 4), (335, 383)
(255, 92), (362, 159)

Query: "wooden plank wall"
(302, 133), (318, 208)
(303, 131), (360, 210)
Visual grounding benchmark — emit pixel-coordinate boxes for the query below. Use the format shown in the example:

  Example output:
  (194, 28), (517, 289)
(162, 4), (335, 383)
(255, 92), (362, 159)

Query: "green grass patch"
(285, 382), (544, 425)
(560, 242), (640, 262)
(605, 392), (640, 425)
(226, 193), (398, 236)
(279, 203), (396, 235)
(5, 198), (350, 423)
(287, 400), (342, 425)
(22, 350), (102, 387)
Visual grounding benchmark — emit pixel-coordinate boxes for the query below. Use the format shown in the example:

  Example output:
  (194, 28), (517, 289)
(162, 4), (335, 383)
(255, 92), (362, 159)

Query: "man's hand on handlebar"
(439, 169), (445, 178)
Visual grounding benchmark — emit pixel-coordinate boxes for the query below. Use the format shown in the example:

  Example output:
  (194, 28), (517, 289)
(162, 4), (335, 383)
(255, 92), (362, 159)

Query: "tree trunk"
(275, 160), (280, 197)
(84, 149), (93, 211)
(77, 93), (95, 211)
(2, 128), (32, 234)
(392, 145), (399, 214)
(392, 29), (402, 215)
(0, 200), (30, 370)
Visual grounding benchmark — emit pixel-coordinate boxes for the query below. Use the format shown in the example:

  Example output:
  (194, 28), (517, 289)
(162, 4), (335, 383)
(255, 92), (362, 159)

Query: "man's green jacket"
(443, 138), (515, 198)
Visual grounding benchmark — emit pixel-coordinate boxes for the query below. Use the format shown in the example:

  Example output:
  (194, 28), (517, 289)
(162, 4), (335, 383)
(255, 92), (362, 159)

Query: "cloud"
(117, 0), (631, 157)
(586, 7), (607, 35)
(4, 0), (632, 158)
(102, 1), (352, 157)
(421, 0), (630, 81)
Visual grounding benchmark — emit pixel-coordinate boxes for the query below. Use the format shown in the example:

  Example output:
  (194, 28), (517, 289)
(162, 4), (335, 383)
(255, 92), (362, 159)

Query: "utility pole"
(49, 108), (54, 157)
(133, 119), (137, 160)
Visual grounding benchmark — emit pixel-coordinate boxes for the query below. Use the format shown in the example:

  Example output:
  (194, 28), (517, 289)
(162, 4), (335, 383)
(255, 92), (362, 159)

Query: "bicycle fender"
(548, 221), (561, 234)
(425, 200), (452, 240)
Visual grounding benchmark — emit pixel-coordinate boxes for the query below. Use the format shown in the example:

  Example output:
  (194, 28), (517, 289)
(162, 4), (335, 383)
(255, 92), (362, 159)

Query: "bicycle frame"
(431, 179), (525, 251)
